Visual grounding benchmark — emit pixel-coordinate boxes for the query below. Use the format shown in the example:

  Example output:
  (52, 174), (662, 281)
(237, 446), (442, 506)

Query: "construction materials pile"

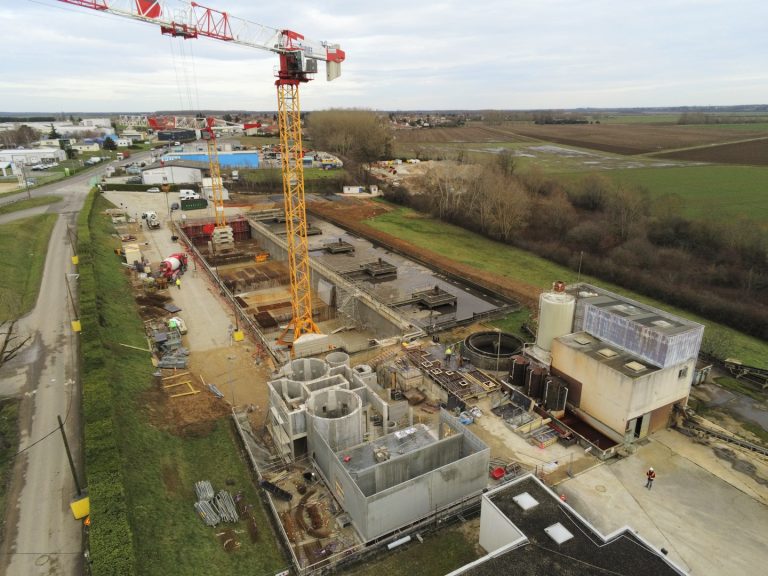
(193, 481), (239, 527)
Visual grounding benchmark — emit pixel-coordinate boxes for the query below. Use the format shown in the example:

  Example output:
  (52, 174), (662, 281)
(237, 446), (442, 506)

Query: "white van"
(179, 189), (200, 200)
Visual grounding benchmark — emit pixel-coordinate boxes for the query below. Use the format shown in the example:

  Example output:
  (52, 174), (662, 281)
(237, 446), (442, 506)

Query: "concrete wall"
(551, 340), (694, 436)
(249, 221), (404, 340)
(311, 411), (490, 543)
(479, 495), (525, 553)
(306, 389), (364, 452)
(362, 443), (488, 540)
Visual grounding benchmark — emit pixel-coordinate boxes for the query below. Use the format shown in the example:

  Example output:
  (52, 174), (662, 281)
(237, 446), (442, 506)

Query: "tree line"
(290, 109), (768, 345)
(385, 153), (768, 342)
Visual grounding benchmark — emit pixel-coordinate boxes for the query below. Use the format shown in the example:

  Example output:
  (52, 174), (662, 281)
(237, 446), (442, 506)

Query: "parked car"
(170, 202), (180, 211)
(126, 176), (142, 184)
(146, 187), (160, 193)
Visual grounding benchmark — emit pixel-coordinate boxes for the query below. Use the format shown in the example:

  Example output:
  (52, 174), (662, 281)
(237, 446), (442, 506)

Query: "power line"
(0, 372), (75, 466)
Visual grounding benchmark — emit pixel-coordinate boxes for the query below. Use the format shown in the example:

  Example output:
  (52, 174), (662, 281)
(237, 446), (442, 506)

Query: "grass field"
(0, 214), (58, 321)
(0, 399), (20, 543)
(365, 206), (768, 367)
(83, 194), (287, 575)
(0, 195), (62, 216)
(244, 167), (345, 182)
(339, 523), (481, 576)
(598, 165), (768, 223)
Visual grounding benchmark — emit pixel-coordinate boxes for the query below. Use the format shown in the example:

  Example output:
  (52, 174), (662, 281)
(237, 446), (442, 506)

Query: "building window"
(678, 366), (689, 379)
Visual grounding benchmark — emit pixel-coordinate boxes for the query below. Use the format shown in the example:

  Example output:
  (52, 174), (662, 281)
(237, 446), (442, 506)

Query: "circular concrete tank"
(306, 389), (363, 451)
(463, 331), (523, 372)
(283, 358), (329, 382)
(325, 351), (350, 369)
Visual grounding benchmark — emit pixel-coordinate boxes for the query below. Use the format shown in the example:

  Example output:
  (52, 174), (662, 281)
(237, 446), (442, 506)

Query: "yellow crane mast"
(58, 0), (346, 348)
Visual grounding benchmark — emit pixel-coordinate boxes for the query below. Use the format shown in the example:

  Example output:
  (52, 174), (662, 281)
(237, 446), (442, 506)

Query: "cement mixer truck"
(158, 253), (188, 280)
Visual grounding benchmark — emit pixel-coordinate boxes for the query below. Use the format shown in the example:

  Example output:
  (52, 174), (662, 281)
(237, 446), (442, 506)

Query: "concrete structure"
(268, 354), (490, 543)
(71, 142), (100, 152)
(448, 474), (685, 575)
(106, 135), (131, 147)
(81, 117), (112, 128)
(542, 283), (704, 444)
(0, 148), (66, 166)
(0, 122), (114, 137)
(141, 160), (206, 185)
(121, 129), (147, 142)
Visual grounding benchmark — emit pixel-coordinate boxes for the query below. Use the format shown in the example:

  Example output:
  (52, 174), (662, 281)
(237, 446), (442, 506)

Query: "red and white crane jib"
(57, 0), (345, 79)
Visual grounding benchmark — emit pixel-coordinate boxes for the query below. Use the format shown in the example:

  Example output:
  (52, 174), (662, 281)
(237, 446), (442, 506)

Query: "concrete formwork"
(310, 410), (490, 543)
(306, 388), (364, 452)
(268, 355), (410, 461)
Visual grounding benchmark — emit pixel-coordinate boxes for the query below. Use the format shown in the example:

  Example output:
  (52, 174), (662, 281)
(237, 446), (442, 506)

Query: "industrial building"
(163, 150), (260, 168)
(515, 282), (704, 448)
(447, 474), (685, 575)
(266, 353), (490, 544)
(0, 147), (67, 167)
(141, 160), (206, 185)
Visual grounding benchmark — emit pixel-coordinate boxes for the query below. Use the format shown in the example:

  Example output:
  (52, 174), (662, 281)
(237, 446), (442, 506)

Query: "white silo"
(535, 281), (576, 352)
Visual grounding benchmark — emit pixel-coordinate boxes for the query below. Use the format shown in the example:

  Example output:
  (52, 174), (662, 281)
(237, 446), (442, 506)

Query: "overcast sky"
(1, 0), (766, 113)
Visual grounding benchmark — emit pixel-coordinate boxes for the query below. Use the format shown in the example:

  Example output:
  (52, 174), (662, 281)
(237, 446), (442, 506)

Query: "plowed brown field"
(506, 123), (768, 154)
(655, 137), (768, 165)
(396, 122), (768, 155)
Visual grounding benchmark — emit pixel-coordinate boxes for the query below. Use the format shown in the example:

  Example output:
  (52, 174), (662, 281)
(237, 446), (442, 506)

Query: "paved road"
(0, 152), (151, 576)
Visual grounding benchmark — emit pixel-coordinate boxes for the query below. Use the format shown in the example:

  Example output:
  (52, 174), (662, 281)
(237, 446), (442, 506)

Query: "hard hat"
(649, 467), (654, 471)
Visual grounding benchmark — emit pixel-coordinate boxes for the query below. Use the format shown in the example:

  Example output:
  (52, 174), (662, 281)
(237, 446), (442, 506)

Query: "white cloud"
(0, 0), (766, 111)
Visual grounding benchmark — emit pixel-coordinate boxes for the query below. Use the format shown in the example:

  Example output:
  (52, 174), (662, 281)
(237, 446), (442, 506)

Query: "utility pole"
(15, 159), (32, 200)
(58, 415), (83, 497)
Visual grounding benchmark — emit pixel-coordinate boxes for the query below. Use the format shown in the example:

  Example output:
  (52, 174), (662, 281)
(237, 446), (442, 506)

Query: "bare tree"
(306, 109), (392, 163)
(0, 320), (30, 369)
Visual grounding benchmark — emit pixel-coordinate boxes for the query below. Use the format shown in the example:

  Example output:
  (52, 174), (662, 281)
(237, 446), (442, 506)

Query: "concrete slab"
(559, 432), (768, 576)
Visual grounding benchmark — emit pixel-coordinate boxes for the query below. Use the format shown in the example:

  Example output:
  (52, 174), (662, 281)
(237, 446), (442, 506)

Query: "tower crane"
(201, 116), (232, 250)
(57, 0), (345, 347)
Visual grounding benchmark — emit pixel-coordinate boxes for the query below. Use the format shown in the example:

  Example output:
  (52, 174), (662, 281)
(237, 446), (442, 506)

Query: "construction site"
(31, 2), (764, 576)
(102, 185), (768, 576)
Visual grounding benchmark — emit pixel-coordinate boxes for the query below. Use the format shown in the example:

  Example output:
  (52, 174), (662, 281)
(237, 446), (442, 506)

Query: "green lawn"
(0, 214), (58, 321)
(244, 167), (346, 182)
(82, 193), (287, 576)
(0, 195), (62, 216)
(598, 165), (768, 223)
(339, 523), (480, 576)
(237, 136), (281, 147)
(0, 399), (21, 538)
(366, 206), (768, 367)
